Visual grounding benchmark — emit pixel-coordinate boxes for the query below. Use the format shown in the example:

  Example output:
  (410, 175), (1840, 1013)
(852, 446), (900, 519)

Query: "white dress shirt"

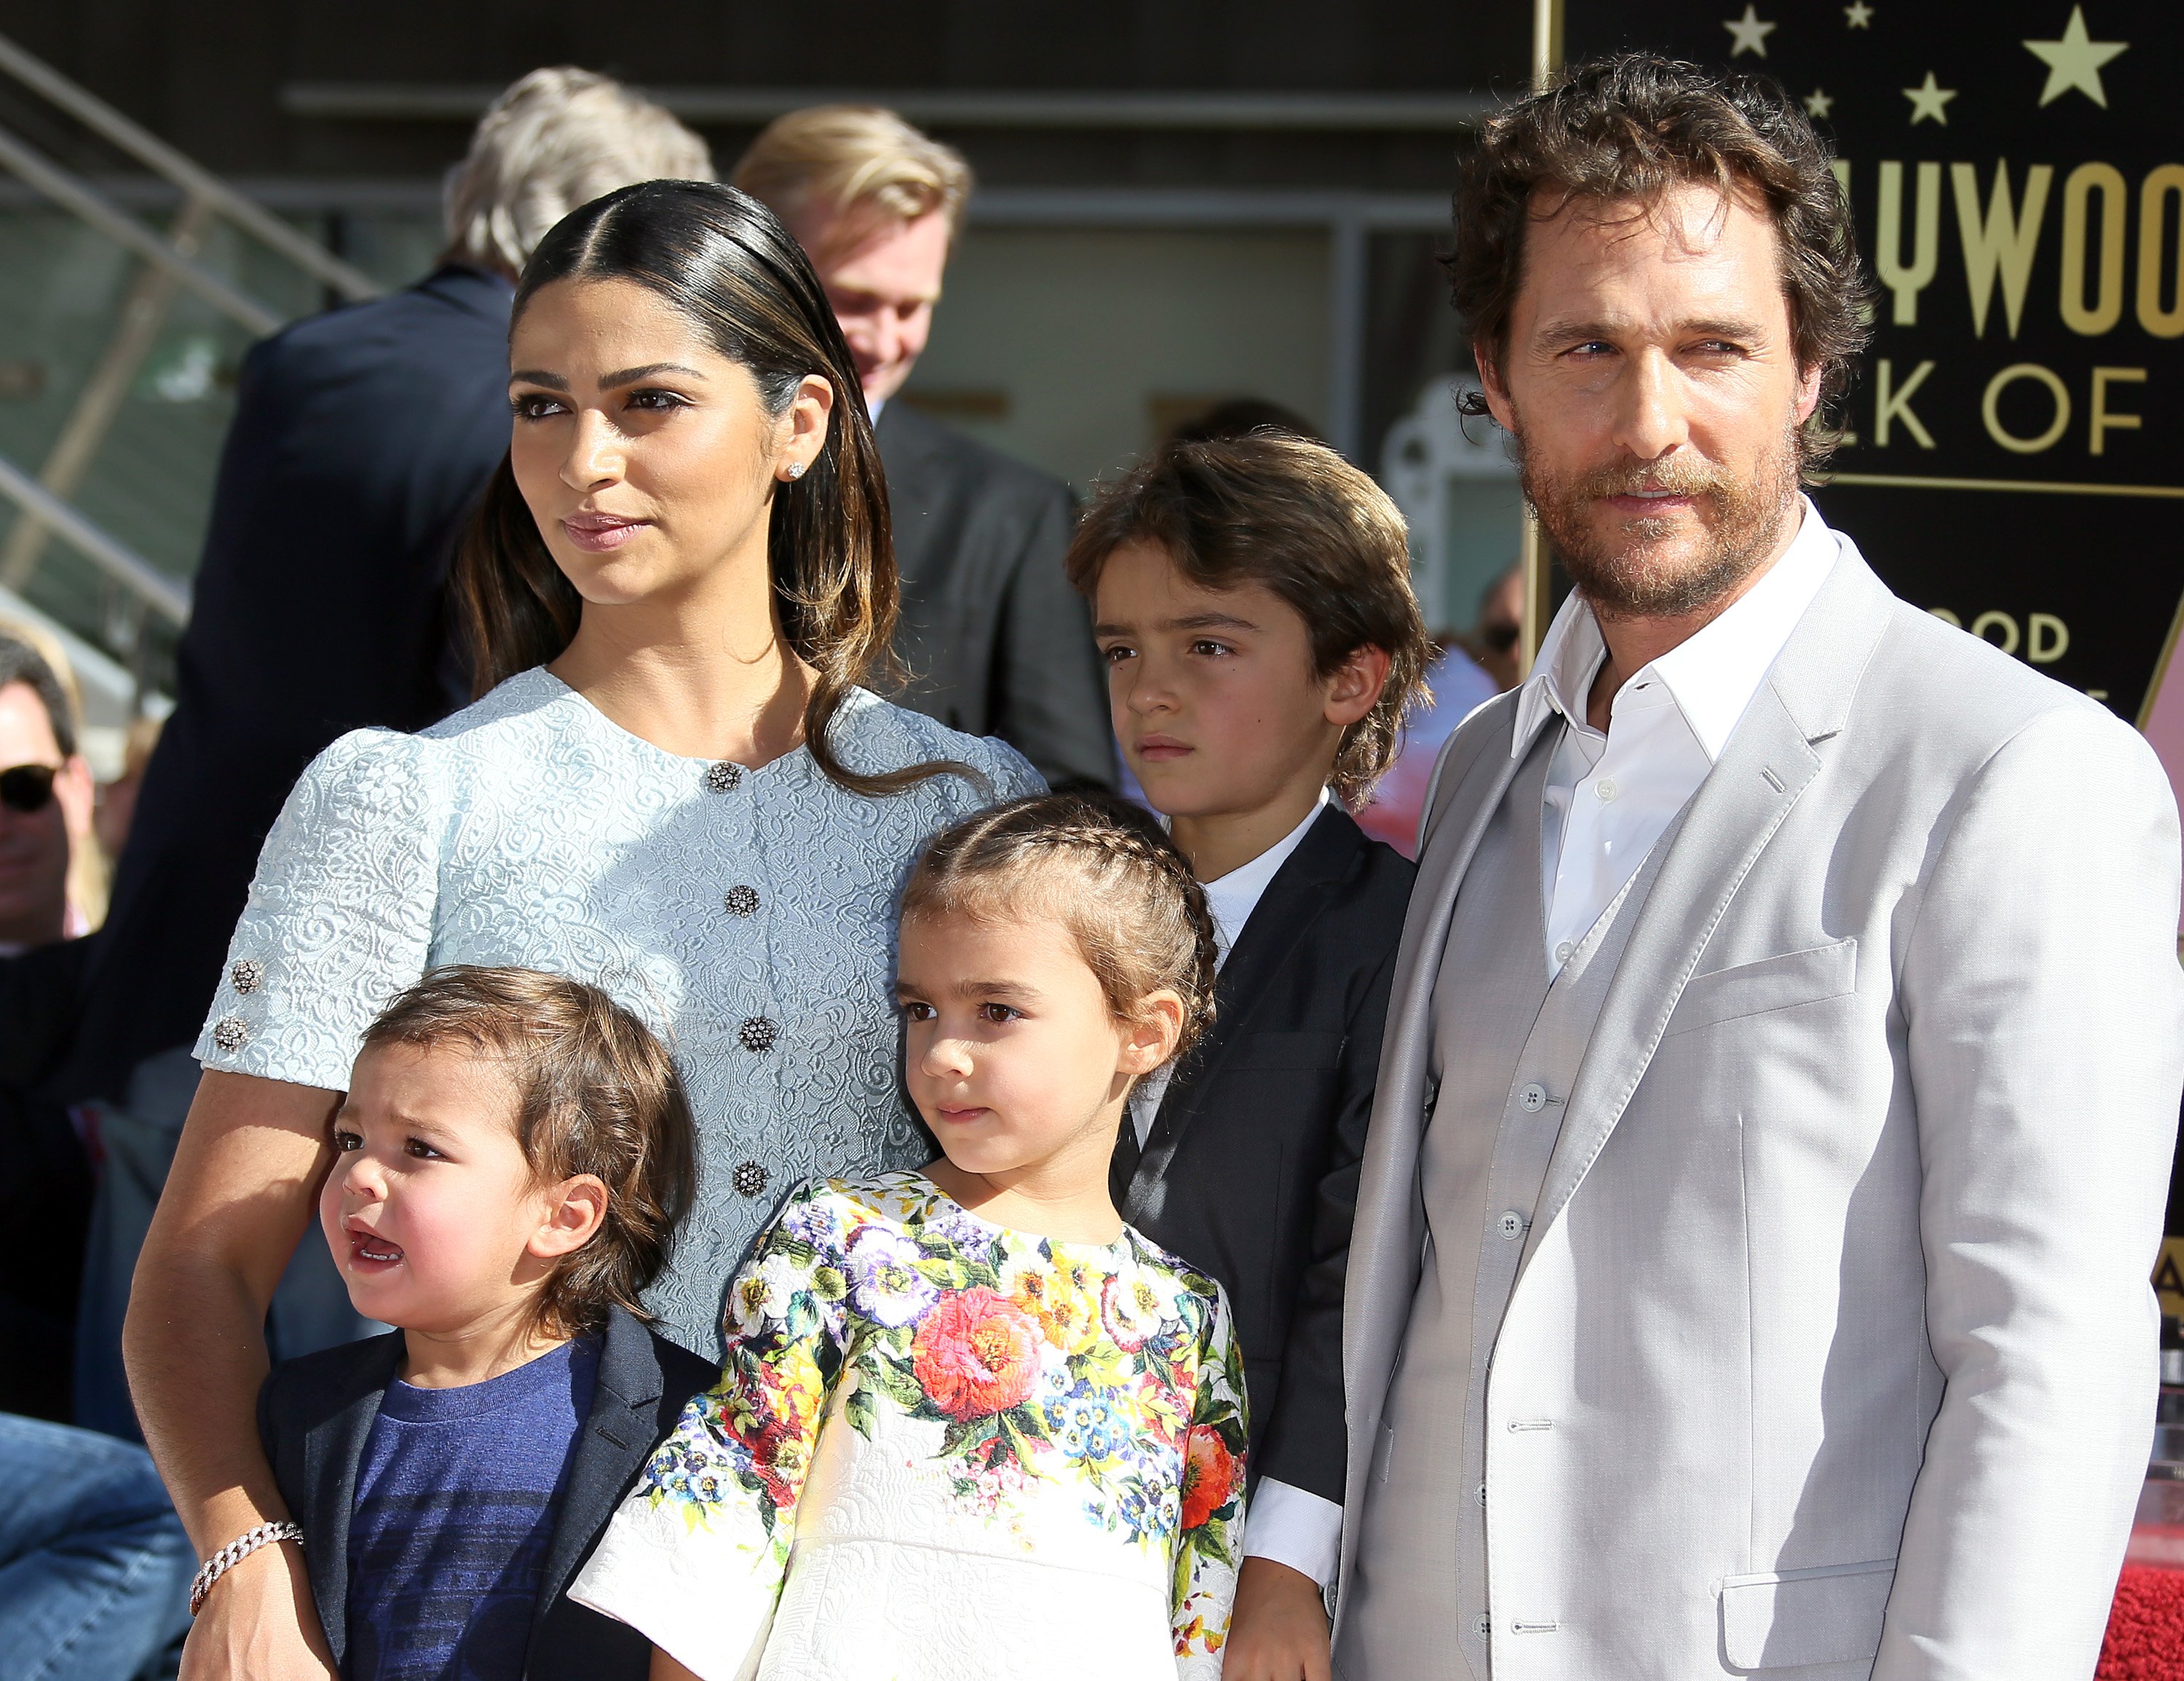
(1519, 497), (1839, 976)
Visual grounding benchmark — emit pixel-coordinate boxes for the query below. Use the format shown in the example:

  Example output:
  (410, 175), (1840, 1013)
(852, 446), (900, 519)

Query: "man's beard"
(1516, 423), (1803, 620)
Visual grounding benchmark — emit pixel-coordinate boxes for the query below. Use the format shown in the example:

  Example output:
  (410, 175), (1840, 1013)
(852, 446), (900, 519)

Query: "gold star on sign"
(1902, 71), (1957, 125)
(1845, 0), (1874, 25)
(1723, 4), (1777, 57)
(1804, 88), (1835, 119)
(2023, 7), (2127, 108)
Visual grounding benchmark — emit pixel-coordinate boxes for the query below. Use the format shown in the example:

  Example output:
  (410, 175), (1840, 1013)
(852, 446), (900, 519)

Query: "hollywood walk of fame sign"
(1546, 1), (2184, 802)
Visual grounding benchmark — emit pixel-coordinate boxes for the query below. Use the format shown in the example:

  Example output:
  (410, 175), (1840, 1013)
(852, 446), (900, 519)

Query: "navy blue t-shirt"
(346, 1335), (598, 1681)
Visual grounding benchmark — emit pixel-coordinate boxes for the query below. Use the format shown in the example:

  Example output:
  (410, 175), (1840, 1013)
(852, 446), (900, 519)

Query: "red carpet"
(2101, 1565), (2184, 1679)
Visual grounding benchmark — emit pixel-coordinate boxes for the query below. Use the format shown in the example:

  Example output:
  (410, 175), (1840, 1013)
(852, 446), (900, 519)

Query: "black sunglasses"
(0, 764), (58, 814)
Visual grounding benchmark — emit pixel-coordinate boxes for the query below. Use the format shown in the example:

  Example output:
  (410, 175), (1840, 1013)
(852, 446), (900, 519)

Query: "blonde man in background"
(54, 70), (709, 1474)
(736, 106), (1115, 789)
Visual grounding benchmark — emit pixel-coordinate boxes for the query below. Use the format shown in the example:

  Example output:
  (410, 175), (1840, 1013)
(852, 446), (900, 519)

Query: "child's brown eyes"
(979, 1002), (1023, 1025)
(331, 1131), (362, 1152)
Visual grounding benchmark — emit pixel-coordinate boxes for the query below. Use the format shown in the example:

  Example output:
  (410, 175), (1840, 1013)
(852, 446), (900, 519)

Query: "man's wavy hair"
(1448, 52), (1875, 473)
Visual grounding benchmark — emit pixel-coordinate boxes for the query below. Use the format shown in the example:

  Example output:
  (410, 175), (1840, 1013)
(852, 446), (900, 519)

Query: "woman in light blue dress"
(129, 180), (1040, 1672)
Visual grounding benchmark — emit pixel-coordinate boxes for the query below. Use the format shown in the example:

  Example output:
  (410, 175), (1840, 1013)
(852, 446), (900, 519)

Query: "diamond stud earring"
(785, 462), (805, 480)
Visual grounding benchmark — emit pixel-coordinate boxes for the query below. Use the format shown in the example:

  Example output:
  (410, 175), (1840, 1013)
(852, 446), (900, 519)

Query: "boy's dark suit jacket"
(874, 400), (1115, 791)
(258, 1305), (714, 1680)
(1111, 804), (1414, 1504)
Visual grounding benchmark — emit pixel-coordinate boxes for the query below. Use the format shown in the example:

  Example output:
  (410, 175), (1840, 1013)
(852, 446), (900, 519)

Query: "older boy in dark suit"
(1067, 433), (1430, 1680)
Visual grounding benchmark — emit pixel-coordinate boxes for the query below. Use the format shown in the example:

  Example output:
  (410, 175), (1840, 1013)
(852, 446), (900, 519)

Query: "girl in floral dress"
(572, 791), (1249, 1679)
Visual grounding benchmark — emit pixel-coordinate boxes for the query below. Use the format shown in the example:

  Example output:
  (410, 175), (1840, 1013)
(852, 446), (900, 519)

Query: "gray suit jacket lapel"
(1338, 695), (1544, 1549)
(1522, 541), (1897, 1262)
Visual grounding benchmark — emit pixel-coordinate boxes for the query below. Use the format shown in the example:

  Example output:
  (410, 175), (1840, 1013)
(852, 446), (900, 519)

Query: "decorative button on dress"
(570, 1174), (1248, 1680)
(193, 670), (1039, 1355)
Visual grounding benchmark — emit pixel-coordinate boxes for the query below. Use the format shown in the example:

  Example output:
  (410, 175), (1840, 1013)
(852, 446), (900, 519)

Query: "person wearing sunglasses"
(0, 633), (92, 955)
(0, 630), (101, 1426)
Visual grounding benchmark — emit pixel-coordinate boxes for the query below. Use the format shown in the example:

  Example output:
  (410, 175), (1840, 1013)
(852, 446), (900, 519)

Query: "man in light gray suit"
(1329, 55), (2184, 1681)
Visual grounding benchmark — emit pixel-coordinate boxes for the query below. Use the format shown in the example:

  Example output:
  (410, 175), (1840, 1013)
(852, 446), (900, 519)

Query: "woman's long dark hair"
(455, 178), (965, 798)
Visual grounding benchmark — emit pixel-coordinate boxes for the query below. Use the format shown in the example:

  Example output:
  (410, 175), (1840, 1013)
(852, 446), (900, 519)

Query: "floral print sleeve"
(576, 1174), (1251, 1680)
(1171, 1280), (1249, 1676)
(569, 1180), (849, 1678)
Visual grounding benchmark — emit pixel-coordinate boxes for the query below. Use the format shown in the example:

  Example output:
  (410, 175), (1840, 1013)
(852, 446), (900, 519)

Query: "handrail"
(0, 448), (190, 624)
(0, 31), (379, 301)
(0, 122), (282, 336)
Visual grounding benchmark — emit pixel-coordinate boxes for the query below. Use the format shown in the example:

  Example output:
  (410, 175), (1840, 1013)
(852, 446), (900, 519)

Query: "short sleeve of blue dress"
(198, 671), (1045, 1356)
(194, 726), (439, 1091)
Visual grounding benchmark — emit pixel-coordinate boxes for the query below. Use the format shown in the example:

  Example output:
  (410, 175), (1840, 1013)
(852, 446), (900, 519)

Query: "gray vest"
(1339, 727), (1683, 1679)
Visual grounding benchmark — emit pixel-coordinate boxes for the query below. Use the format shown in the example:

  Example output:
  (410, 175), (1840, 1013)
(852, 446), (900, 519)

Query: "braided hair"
(901, 791), (1219, 1067)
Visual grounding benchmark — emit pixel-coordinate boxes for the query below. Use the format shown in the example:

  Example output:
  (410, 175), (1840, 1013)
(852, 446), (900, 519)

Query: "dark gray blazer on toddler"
(258, 1304), (714, 1681)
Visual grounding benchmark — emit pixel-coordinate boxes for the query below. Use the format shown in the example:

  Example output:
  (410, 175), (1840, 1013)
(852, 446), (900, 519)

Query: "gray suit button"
(1554, 941), (1573, 965)
(1519, 1082), (1548, 1112)
(1475, 1616), (1492, 1637)
(1497, 1209), (1527, 1240)
(1476, 1482), (1488, 1506)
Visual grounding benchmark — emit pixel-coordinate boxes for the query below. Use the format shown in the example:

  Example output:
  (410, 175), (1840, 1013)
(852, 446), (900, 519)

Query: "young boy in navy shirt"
(1067, 431), (1431, 1675)
(247, 966), (712, 1681)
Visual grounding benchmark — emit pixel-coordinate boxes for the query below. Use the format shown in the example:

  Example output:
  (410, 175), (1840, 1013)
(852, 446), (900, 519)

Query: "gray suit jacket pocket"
(1720, 1557), (1895, 1669)
(1665, 938), (1857, 1039)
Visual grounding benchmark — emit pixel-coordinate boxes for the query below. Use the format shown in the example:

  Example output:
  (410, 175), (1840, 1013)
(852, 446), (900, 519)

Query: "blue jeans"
(0, 1413), (191, 1681)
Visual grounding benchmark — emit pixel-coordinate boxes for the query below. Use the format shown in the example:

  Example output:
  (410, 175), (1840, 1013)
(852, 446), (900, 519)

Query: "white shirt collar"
(1196, 788), (1331, 959)
(1513, 496), (1839, 762)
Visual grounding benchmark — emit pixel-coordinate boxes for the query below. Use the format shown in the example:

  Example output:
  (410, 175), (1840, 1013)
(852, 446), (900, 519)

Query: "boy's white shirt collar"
(1130, 786), (1332, 1143)
(1195, 786), (1332, 961)
(1513, 494), (1839, 762)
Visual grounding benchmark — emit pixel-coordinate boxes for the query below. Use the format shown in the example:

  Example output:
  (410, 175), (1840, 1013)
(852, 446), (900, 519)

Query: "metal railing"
(0, 30), (378, 636)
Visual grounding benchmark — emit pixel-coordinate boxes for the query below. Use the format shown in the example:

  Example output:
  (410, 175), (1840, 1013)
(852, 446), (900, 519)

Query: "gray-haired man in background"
(57, 68), (711, 1444)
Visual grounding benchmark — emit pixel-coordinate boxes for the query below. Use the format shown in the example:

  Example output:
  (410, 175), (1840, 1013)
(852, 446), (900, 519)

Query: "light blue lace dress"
(194, 668), (1041, 1354)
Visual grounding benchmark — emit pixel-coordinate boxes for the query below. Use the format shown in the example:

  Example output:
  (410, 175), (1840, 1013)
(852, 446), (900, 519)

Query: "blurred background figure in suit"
(53, 68), (713, 1439)
(735, 106), (1115, 790)
(0, 631), (98, 1421)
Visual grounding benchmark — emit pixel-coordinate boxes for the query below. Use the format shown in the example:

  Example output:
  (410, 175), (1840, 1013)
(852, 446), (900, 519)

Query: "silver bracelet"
(189, 1521), (306, 1616)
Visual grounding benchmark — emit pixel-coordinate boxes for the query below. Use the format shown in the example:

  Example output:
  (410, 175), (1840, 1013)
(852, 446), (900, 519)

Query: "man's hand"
(1224, 1556), (1332, 1681)
(178, 1538), (337, 1681)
